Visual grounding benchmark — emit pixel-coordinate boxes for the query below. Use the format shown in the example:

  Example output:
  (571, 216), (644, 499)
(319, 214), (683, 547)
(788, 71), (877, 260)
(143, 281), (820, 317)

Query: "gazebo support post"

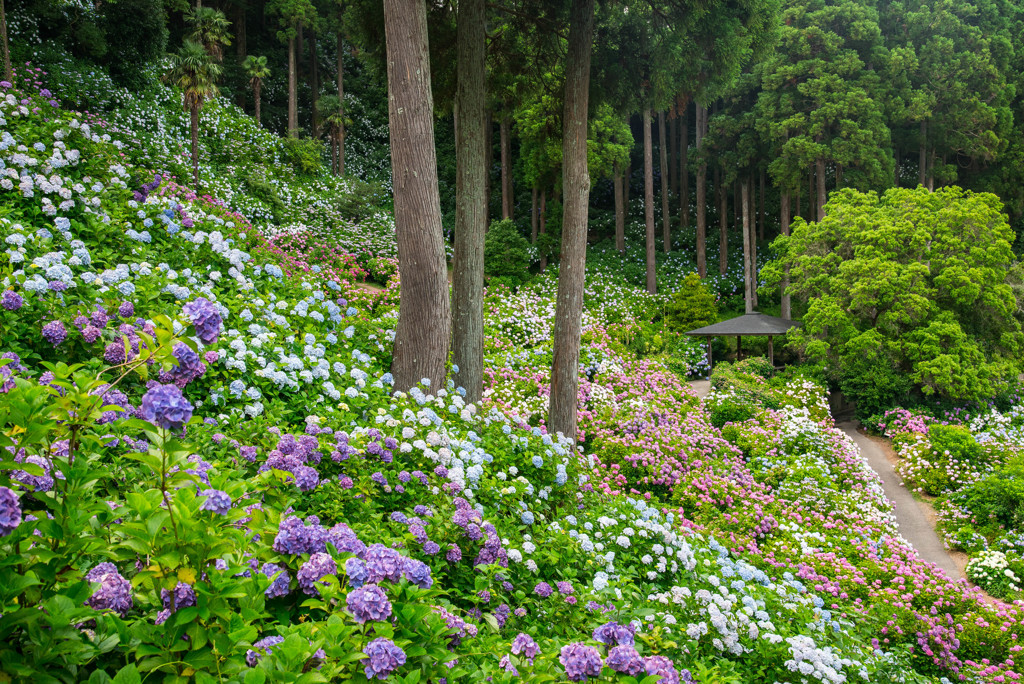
(736, 335), (741, 361)
(769, 335), (774, 367)
(706, 335), (712, 379)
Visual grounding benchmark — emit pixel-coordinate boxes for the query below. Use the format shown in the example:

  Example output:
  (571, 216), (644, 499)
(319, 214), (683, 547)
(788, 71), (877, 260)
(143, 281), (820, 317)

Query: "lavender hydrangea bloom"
(246, 635), (285, 667)
(139, 384), (193, 431)
(273, 515), (327, 555)
(156, 582), (196, 624)
(297, 552), (337, 595)
(446, 544), (462, 563)
(533, 582), (553, 598)
(0, 488), (22, 536)
(182, 297), (222, 344)
(261, 562), (291, 599)
(606, 645), (644, 676)
(293, 465), (319, 491)
(423, 541), (441, 555)
(118, 301), (134, 318)
(200, 489), (231, 515)
(556, 581), (574, 595)
(644, 656), (683, 684)
(345, 557), (369, 588)
(499, 654), (519, 676)
(363, 544), (404, 583)
(1, 290), (23, 311)
(41, 320), (66, 347)
(85, 563), (133, 617)
(559, 643), (603, 682)
(327, 523), (366, 556)
(511, 633), (539, 663)
(346, 584), (392, 623)
(363, 638), (406, 680)
(13, 455), (54, 492)
(402, 558), (433, 589)
(160, 342), (206, 387)
(592, 621), (635, 646)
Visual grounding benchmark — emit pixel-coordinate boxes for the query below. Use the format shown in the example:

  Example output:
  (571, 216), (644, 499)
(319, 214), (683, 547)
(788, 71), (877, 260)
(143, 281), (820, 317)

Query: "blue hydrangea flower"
(182, 297), (222, 344)
(200, 489), (231, 515)
(346, 583), (392, 623)
(402, 558), (433, 589)
(139, 383), (193, 431)
(85, 562), (133, 617)
(297, 552), (336, 595)
(261, 562), (291, 599)
(362, 638), (406, 680)
(0, 486), (21, 536)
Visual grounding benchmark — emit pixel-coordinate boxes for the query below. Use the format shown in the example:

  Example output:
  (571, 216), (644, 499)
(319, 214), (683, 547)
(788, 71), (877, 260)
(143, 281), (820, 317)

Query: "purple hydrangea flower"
(533, 582), (553, 598)
(363, 638), (406, 680)
(139, 383), (193, 431)
(423, 540), (441, 555)
(200, 489), (231, 515)
(297, 552), (336, 595)
(402, 558), (433, 589)
(85, 562), (133, 617)
(644, 656), (683, 684)
(90, 307), (109, 329)
(246, 635), (285, 667)
(363, 544), (404, 583)
(182, 298), (222, 344)
(593, 621), (635, 646)
(159, 342), (206, 387)
(559, 643), (603, 682)
(156, 582), (196, 624)
(0, 486), (21, 536)
(118, 301), (134, 318)
(103, 339), (130, 365)
(606, 645), (644, 676)
(499, 654), (519, 676)
(42, 320), (66, 347)
(511, 633), (539, 663)
(446, 544), (462, 562)
(327, 523), (366, 556)
(556, 581), (574, 595)
(13, 454), (54, 492)
(261, 562), (291, 599)
(1, 290), (23, 311)
(345, 557), (369, 588)
(273, 515), (327, 555)
(346, 583), (392, 623)
(293, 465), (319, 491)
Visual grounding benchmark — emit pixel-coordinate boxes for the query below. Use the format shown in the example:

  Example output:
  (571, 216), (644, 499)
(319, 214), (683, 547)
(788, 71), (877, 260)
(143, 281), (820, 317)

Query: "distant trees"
(165, 41), (221, 189)
(242, 55), (269, 125)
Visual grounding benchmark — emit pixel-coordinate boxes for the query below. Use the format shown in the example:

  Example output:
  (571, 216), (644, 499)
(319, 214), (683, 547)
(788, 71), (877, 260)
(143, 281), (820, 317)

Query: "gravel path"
(688, 379), (711, 398)
(839, 422), (963, 580)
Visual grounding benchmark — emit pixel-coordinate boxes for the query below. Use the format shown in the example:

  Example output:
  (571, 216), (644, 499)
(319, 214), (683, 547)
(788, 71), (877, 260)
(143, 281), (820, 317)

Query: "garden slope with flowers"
(0, 76), (1021, 684)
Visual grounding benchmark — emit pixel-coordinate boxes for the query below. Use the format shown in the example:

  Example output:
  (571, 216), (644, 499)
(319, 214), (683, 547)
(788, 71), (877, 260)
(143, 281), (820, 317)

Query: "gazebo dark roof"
(685, 312), (801, 337)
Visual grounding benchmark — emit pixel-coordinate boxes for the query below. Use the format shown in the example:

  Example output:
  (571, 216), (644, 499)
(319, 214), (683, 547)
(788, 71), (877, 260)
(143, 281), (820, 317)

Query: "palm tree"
(243, 55), (270, 125)
(186, 7), (232, 62)
(165, 41), (221, 190)
(317, 93), (345, 174)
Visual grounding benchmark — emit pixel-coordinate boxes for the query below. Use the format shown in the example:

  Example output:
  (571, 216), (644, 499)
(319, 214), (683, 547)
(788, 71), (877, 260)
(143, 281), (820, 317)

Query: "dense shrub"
(484, 218), (532, 287)
(281, 137), (326, 176)
(665, 273), (718, 333)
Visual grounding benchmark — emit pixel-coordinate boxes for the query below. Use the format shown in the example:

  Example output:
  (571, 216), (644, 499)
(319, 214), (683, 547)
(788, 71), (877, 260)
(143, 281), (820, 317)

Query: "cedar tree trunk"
(780, 191), (791, 320)
(287, 33), (298, 136)
(742, 180), (753, 313)
(658, 109), (670, 252)
(642, 108), (656, 293)
(190, 105), (200, 189)
(614, 162), (625, 252)
(500, 115), (513, 219)
(337, 34), (346, 175)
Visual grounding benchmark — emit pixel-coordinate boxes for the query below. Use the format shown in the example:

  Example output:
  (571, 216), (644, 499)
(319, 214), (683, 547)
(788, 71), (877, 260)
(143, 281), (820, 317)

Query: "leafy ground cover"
(0, 67), (1021, 684)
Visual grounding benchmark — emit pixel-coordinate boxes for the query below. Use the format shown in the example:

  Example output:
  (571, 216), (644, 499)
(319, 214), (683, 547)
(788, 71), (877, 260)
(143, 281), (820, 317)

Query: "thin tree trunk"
(624, 158), (631, 211)
(309, 29), (319, 138)
(614, 162), (625, 252)
(894, 148), (900, 187)
(719, 175), (728, 276)
(669, 113), (678, 198)
(452, 0), (487, 404)
(643, 108), (656, 293)
(695, 104), (706, 277)
(191, 105), (200, 189)
(927, 150), (936, 191)
(749, 174), (757, 308)
(0, 0), (11, 83)
(742, 180), (752, 314)
(539, 188), (547, 270)
(816, 155), (826, 221)
(384, 0), (450, 391)
(734, 180), (741, 233)
(680, 103), (689, 228)
(531, 185), (538, 244)
(658, 110), (670, 252)
(287, 33), (298, 136)
(780, 191), (791, 320)
(807, 170), (814, 221)
(337, 34), (346, 175)
(548, 0), (595, 440)
(919, 120), (927, 188)
(234, 1), (246, 107)
(836, 163), (843, 189)
(484, 110), (492, 219)
(254, 82), (262, 125)
(795, 187), (801, 220)
(500, 115), (513, 219)
(758, 169), (765, 242)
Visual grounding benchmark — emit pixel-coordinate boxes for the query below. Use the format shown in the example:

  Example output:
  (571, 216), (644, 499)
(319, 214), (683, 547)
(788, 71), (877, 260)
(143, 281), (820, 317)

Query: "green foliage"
(335, 178), (386, 221)
(767, 186), (1024, 415)
(280, 137), (325, 176)
(665, 273), (718, 333)
(100, 0), (168, 90)
(484, 218), (532, 287)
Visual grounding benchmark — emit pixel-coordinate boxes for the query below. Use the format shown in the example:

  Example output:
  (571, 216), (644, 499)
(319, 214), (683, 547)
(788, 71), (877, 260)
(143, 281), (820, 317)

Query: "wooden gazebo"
(686, 312), (802, 373)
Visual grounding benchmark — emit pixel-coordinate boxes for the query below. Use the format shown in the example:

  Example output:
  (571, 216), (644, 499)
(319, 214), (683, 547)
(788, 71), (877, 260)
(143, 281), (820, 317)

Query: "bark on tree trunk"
(807, 169), (814, 221)
(795, 187), (801, 220)
(0, 0), (12, 84)
(309, 29), (319, 138)
(680, 102), (689, 228)
(719, 175), (728, 276)
(531, 185), (538, 243)
(337, 34), (345, 175)
(500, 115), (513, 219)
(919, 120), (927, 188)
(190, 105), (200, 189)
(658, 110), (670, 252)
(613, 163), (625, 252)
(780, 191), (791, 320)
(451, 0), (487, 404)
(539, 188), (547, 271)
(384, 0), (451, 392)
(749, 174), (758, 308)
(624, 155), (631, 211)
(816, 156), (826, 221)
(758, 169), (765, 242)
(734, 180), (741, 233)
(254, 82), (262, 125)
(287, 33), (298, 136)
(742, 180), (753, 314)
(548, 0), (595, 441)
(695, 104), (707, 277)
(235, 1), (246, 107)
(643, 108), (657, 293)
(669, 113), (678, 199)
(484, 110), (492, 220)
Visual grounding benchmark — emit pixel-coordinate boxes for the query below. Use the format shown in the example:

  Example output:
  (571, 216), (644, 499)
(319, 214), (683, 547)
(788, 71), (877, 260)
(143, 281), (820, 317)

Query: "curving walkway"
(688, 379), (711, 398)
(838, 422), (963, 580)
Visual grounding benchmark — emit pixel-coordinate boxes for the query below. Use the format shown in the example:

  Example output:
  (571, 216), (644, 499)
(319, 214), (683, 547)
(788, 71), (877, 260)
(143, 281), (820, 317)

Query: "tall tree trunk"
(749, 174), (758, 308)
(642, 108), (656, 293)
(613, 162), (625, 252)
(484, 110), (492, 220)
(807, 170), (813, 221)
(658, 110), (670, 252)
(531, 185), (538, 244)
(719, 175), (727, 276)
(337, 34), (346, 175)
(780, 191), (791, 320)
(695, 104), (707, 277)
(309, 29), (319, 138)
(795, 187), (801, 220)
(539, 188), (547, 271)
(733, 180), (741, 233)
(624, 152), (631, 211)
(918, 120), (927, 188)
(894, 148), (900, 187)
(758, 169), (765, 242)
(287, 33), (298, 136)
(500, 115), (513, 219)
(548, 0), (595, 440)
(384, 0), (450, 391)
(452, 0), (486, 404)
(235, 1), (247, 107)
(254, 82), (262, 125)
(669, 113), (678, 198)
(816, 156), (826, 221)
(742, 180), (753, 314)
(680, 102), (689, 228)
(927, 151), (936, 191)
(0, 0), (11, 84)
(190, 105), (200, 189)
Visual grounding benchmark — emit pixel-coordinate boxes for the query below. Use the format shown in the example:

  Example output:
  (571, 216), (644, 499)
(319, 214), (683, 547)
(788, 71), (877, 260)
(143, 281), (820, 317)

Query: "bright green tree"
(765, 186), (1023, 416)
(242, 54), (270, 125)
(269, 0), (319, 137)
(186, 6), (232, 62)
(165, 40), (222, 190)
